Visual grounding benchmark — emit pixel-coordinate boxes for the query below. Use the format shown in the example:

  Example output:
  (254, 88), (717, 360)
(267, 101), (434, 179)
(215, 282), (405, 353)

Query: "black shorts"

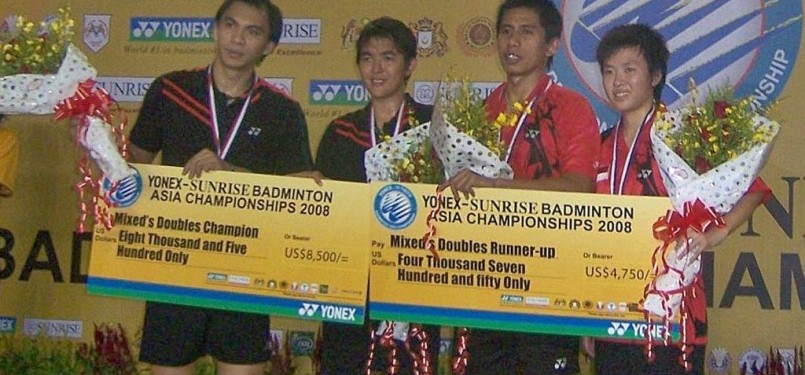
(464, 329), (579, 375)
(139, 302), (271, 366)
(320, 321), (441, 375)
(595, 341), (705, 375)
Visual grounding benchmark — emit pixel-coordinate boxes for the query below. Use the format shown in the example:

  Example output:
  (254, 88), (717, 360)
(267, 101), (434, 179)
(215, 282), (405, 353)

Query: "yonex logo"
(554, 357), (567, 370)
(608, 322), (629, 336)
(296, 303), (357, 322)
(130, 17), (213, 41)
(309, 80), (370, 105)
(298, 303), (320, 317)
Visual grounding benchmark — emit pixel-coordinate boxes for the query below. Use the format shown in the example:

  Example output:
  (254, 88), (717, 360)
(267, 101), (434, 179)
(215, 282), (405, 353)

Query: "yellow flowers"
(1, 8), (74, 76)
(441, 70), (519, 160)
(660, 78), (780, 174)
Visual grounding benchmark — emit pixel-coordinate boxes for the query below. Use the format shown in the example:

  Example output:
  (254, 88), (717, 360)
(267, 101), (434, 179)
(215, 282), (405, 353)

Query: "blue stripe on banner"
(371, 301), (589, 325)
(88, 276), (365, 314)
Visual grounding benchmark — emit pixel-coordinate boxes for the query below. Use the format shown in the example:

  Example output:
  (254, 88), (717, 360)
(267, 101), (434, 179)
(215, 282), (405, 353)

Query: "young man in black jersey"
(315, 17), (440, 374)
(128, 1), (312, 374)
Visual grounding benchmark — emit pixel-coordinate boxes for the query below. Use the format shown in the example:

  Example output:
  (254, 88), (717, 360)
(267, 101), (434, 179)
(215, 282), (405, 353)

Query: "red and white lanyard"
(501, 79), (553, 164)
(207, 66), (257, 159)
(609, 105), (655, 195)
(369, 100), (406, 147)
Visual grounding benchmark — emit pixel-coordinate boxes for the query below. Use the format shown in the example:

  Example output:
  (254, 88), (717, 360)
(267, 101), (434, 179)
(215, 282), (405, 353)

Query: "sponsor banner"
(0, 316), (17, 333)
(129, 17), (213, 42)
(88, 164), (368, 324)
(308, 79), (370, 106)
(22, 318), (83, 339)
(369, 182), (680, 339)
(412, 81), (500, 105)
(280, 18), (322, 44)
(95, 77), (153, 102)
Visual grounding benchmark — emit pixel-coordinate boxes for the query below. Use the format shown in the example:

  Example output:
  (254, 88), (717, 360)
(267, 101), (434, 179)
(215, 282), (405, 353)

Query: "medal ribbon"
(609, 105), (655, 195)
(207, 65), (257, 159)
(500, 79), (553, 163)
(369, 100), (406, 147)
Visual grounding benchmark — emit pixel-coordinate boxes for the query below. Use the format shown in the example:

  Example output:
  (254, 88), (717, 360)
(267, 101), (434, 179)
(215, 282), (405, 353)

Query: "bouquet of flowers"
(644, 79), (779, 348)
(364, 118), (443, 184)
(428, 72), (514, 180)
(1, 9), (136, 231)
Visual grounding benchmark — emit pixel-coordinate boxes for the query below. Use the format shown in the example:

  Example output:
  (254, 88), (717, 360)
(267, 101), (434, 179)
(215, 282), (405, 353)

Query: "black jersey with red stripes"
(130, 68), (312, 175)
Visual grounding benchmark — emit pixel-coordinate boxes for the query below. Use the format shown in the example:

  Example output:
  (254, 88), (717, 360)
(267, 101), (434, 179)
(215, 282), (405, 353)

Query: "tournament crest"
(409, 18), (447, 57)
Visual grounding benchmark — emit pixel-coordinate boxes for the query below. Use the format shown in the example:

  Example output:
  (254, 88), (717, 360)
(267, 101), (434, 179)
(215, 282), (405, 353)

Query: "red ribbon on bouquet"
(652, 199), (724, 243)
(54, 79), (128, 233)
(54, 80), (113, 122)
(644, 198), (725, 369)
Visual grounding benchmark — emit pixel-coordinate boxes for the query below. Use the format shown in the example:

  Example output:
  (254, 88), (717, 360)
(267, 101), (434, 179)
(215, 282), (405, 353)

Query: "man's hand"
(182, 149), (234, 179)
(438, 169), (495, 200)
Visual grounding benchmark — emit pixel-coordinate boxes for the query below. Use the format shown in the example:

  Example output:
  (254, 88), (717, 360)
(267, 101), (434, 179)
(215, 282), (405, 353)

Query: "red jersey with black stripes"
(484, 75), (600, 181)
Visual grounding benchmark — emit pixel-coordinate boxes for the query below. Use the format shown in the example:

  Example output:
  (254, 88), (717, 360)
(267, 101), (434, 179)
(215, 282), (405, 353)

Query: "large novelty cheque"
(88, 164), (369, 324)
(369, 182), (679, 340)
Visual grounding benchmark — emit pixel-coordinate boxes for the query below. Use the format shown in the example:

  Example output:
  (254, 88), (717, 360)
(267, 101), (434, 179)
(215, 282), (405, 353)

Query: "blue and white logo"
(374, 184), (417, 230)
(104, 168), (143, 208)
(129, 17), (213, 41)
(555, 1), (802, 130)
(0, 317), (16, 333)
(308, 80), (370, 105)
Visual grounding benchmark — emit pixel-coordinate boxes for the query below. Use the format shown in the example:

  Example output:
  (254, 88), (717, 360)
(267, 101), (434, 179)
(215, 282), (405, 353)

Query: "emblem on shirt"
(409, 18), (447, 58)
(374, 184), (417, 230)
(83, 14), (111, 52)
(707, 347), (732, 374)
(636, 168), (652, 180)
(554, 357), (567, 370)
(457, 16), (495, 56)
(247, 127), (262, 137)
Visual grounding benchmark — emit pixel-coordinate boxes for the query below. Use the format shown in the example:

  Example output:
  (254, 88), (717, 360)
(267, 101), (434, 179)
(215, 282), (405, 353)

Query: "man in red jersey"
(440, 1), (600, 374)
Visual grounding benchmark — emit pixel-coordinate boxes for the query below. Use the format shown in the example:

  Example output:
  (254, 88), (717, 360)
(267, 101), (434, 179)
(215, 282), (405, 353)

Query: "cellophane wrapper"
(365, 123), (432, 183)
(644, 111), (779, 318)
(80, 116), (136, 183)
(428, 104), (513, 180)
(0, 44), (96, 114)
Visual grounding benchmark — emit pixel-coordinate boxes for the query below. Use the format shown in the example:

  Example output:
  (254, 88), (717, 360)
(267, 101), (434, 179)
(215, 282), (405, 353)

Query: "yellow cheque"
(88, 164), (368, 324)
(368, 182), (679, 340)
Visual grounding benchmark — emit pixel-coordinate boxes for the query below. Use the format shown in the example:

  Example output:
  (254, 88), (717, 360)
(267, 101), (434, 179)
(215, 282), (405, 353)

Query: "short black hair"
(596, 24), (669, 101)
(496, 0), (562, 68)
(215, 0), (283, 44)
(355, 17), (417, 67)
